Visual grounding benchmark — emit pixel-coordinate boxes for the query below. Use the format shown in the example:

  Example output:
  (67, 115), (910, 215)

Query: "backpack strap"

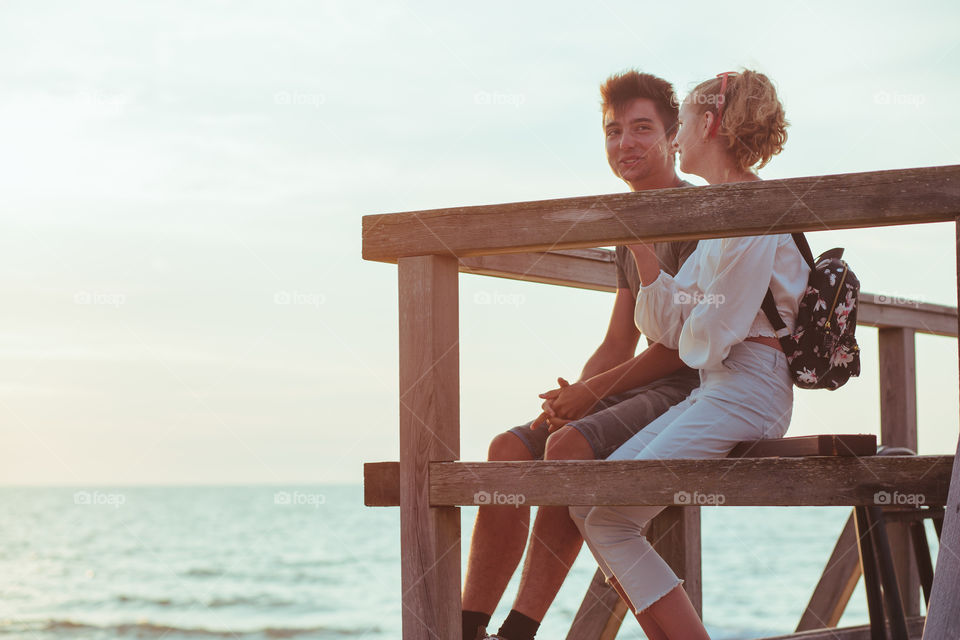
(761, 288), (791, 339)
(791, 232), (816, 269)
(761, 233), (812, 340)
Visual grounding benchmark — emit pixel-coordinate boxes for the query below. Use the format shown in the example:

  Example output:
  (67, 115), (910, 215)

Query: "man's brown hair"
(600, 70), (679, 136)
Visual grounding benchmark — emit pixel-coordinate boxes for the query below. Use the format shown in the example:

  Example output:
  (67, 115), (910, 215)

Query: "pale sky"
(1, 0), (958, 485)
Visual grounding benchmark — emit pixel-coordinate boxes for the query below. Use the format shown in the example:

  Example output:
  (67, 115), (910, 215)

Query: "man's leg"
(500, 375), (699, 636)
(462, 431), (535, 631)
(511, 426), (594, 621)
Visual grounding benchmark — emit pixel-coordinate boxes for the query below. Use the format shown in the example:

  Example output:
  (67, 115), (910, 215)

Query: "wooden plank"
(861, 294), (958, 338)
(729, 434), (877, 459)
(565, 569), (628, 640)
(766, 616), (925, 640)
(364, 461), (400, 507)
(362, 165), (960, 261)
(428, 457), (954, 507)
(454, 249), (959, 337)
(648, 506), (702, 616)
(879, 327), (921, 616)
(365, 455), (951, 508)
(398, 255), (461, 640)
(797, 513), (862, 631)
(460, 248), (616, 293)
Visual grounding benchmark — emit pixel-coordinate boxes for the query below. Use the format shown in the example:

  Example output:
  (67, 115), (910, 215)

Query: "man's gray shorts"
(508, 369), (700, 460)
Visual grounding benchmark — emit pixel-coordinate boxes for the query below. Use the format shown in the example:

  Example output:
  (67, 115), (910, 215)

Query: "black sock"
(497, 610), (540, 640)
(462, 610), (491, 640)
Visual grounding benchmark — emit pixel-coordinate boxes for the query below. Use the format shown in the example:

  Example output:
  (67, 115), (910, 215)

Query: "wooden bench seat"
(364, 434), (955, 508)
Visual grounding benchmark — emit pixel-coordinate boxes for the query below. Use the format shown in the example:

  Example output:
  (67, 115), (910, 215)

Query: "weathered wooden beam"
(879, 327), (921, 616)
(398, 255), (461, 639)
(364, 453), (952, 508)
(767, 616), (925, 640)
(454, 250), (959, 336)
(363, 165), (960, 261)
(864, 294), (958, 338)
(460, 248), (616, 293)
(428, 457), (953, 507)
(797, 513), (862, 631)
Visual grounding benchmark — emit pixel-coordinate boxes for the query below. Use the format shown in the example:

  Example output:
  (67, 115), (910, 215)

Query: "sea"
(0, 486), (936, 639)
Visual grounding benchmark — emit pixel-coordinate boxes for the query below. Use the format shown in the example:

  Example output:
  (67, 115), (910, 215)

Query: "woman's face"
(672, 97), (709, 176)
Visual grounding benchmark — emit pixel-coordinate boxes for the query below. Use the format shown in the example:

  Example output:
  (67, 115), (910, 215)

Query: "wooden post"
(878, 327), (921, 615)
(398, 255), (461, 640)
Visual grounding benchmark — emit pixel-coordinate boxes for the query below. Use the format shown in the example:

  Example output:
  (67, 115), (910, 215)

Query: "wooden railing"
(361, 165), (960, 639)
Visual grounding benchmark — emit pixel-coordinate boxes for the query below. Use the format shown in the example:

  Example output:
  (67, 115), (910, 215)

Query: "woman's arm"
(679, 235), (779, 370)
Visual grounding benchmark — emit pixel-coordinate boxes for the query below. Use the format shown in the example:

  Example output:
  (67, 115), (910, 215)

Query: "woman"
(569, 70), (809, 639)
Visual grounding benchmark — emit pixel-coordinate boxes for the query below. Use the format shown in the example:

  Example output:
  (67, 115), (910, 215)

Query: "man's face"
(603, 98), (674, 189)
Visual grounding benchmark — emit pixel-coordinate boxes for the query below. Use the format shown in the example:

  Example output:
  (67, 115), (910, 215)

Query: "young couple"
(463, 69), (808, 640)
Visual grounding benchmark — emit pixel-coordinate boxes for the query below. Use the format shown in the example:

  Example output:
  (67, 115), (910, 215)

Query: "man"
(462, 71), (701, 640)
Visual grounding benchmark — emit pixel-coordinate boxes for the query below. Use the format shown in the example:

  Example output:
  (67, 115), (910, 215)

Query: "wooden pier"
(362, 165), (960, 639)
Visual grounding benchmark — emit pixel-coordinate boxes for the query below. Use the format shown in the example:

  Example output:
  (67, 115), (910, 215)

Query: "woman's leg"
(587, 344), (794, 632)
(640, 584), (708, 640)
(568, 395), (696, 582)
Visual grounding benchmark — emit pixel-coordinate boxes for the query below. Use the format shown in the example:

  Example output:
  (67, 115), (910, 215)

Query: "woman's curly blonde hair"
(691, 70), (788, 171)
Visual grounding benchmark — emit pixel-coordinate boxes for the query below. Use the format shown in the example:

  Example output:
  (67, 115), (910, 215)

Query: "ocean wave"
(1, 619), (379, 638)
(114, 593), (296, 609)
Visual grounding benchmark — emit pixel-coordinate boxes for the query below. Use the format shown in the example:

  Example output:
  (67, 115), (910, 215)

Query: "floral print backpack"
(761, 233), (861, 390)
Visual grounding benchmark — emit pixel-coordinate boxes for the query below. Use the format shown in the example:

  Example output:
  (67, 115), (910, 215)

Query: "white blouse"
(635, 234), (810, 371)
